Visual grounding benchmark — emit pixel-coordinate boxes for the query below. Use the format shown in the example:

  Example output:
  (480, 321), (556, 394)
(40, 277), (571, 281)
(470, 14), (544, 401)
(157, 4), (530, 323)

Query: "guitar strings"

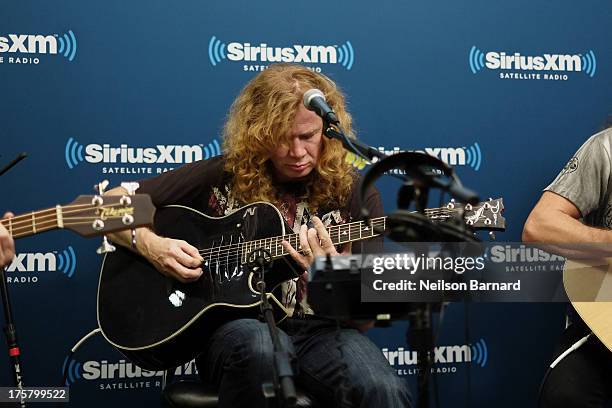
(1, 202), (136, 230)
(8, 217), (137, 238)
(197, 218), (386, 257)
(197, 202), (496, 263)
(195, 203), (493, 269)
(198, 223), (386, 267)
(198, 219), (386, 267)
(0, 202), (106, 226)
(200, 217), (386, 274)
(0, 202), (105, 224)
(5, 215), (138, 237)
(2, 202), (130, 228)
(202, 221), (381, 282)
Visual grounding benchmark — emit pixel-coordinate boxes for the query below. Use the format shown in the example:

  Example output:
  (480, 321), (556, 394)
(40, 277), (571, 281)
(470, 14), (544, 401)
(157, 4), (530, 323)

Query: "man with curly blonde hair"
(107, 63), (411, 407)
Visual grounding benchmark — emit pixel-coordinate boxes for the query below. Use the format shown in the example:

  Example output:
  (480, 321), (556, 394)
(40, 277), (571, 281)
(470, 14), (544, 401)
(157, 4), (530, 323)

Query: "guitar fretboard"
(197, 198), (503, 265)
(241, 216), (387, 263)
(1, 207), (61, 239)
(197, 217), (386, 266)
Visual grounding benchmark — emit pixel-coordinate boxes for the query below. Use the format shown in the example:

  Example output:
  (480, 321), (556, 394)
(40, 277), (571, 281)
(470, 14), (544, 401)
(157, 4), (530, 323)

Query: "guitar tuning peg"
(92, 219), (105, 231)
(91, 195), (104, 207)
(119, 195), (132, 206)
(95, 180), (110, 194)
(97, 236), (116, 255)
(121, 182), (140, 196)
(122, 214), (135, 225)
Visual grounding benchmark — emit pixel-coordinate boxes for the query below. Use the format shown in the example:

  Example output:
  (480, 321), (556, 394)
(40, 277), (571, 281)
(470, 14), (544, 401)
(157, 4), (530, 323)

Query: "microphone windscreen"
(303, 89), (325, 110)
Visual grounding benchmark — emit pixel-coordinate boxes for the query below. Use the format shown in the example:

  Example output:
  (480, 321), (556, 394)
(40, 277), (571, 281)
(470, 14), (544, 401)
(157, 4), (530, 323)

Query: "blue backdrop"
(1, 1), (610, 406)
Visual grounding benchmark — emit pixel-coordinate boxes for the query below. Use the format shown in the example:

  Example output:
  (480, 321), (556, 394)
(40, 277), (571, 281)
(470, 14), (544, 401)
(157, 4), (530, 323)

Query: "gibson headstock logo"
(96, 207), (134, 220)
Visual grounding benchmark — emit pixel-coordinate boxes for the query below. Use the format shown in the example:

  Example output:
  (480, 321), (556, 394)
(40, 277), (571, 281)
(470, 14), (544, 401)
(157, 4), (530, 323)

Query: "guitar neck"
(1, 207), (63, 239)
(239, 217), (387, 263)
(1, 194), (154, 241)
(203, 198), (506, 265)
(239, 201), (481, 260)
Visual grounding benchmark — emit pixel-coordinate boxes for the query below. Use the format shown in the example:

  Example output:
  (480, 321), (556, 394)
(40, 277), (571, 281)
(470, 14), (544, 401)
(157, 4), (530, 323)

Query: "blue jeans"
(196, 317), (413, 408)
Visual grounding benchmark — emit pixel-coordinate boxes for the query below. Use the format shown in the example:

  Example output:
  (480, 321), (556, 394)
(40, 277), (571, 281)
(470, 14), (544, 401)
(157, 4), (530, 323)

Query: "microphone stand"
(323, 122), (456, 408)
(248, 249), (297, 408)
(408, 302), (434, 408)
(323, 117), (480, 407)
(324, 125), (387, 163)
(325, 125), (479, 205)
(0, 153), (28, 408)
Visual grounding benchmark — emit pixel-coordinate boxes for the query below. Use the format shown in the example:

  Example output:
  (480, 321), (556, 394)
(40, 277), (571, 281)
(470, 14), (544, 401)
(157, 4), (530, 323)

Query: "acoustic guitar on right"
(563, 257), (612, 352)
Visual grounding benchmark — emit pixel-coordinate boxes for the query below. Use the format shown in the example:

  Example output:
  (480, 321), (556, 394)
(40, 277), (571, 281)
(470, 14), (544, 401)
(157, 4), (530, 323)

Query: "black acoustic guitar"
(97, 199), (505, 370)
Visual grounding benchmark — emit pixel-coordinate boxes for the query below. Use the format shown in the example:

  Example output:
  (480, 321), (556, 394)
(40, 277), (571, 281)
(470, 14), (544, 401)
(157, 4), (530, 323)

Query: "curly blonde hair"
(223, 64), (357, 212)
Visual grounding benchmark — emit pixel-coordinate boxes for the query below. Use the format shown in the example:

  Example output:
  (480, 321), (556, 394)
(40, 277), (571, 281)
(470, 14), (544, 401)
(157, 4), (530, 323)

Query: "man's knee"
(217, 319), (292, 367)
(222, 320), (271, 360)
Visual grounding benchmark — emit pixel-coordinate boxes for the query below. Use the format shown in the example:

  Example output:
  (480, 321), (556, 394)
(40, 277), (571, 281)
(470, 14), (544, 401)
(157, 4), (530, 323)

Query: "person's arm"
(105, 186), (203, 283)
(104, 158), (225, 282)
(0, 212), (15, 268)
(522, 191), (612, 258)
(523, 131), (612, 257)
(523, 191), (612, 243)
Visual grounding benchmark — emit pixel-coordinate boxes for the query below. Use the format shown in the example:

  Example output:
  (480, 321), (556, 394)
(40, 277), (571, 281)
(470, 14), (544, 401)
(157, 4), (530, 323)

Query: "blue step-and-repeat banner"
(1, 1), (610, 406)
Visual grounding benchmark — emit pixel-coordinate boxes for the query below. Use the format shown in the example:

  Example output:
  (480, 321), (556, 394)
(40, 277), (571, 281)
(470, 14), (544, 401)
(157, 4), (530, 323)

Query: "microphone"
(303, 89), (339, 124)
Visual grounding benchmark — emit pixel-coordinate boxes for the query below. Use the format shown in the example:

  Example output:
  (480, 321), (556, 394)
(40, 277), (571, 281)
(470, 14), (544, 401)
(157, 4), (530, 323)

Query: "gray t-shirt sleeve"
(545, 132), (612, 219)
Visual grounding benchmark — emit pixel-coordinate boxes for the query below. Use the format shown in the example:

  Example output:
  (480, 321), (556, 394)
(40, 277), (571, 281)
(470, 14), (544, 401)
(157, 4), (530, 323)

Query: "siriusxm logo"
(6, 246), (76, 277)
(63, 357), (196, 385)
(488, 245), (565, 263)
(208, 36), (354, 70)
(346, 143), (483, 171)
(64, 137), (221, 169)
(383, 338), (488, 368)
(0, 31), (77, 62)
(469, 46), (597, 78)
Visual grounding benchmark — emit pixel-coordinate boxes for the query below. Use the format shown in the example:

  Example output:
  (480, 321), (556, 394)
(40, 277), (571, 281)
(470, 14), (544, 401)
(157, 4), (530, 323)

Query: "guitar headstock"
(62, 194), (155, 237)
(426, 198), (506, 232)
(448, 198), (506, 231)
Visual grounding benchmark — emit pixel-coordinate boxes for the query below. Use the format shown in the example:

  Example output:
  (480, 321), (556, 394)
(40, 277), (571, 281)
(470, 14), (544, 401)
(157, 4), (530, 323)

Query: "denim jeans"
(196, 317), (413, 408)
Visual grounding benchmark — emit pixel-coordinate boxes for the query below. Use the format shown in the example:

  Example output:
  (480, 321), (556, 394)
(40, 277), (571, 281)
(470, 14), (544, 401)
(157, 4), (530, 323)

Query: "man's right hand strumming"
(137, 231), (203, 283)
(104, 186), (203, 283)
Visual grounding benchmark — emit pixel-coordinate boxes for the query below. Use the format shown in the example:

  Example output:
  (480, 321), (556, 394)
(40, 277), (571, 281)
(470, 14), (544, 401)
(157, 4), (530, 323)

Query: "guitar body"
(563, 258), (612, 352)
(97, 203), (299, 370)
